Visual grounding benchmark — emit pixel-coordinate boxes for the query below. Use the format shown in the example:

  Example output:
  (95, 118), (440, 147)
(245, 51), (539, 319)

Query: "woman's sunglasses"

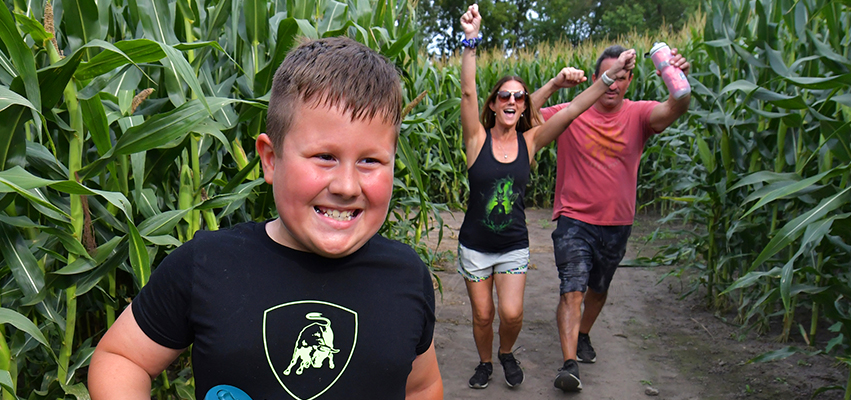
(496, 90), (527, 102)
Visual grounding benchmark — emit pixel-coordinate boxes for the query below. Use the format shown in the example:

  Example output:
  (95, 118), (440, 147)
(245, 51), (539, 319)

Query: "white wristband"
(600, 71), (615, 86)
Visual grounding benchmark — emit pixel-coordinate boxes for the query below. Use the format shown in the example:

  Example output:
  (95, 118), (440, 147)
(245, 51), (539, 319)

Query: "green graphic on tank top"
(483, 177), (517, 232)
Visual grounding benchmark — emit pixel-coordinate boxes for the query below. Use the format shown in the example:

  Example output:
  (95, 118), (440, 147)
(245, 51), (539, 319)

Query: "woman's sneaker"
(468, 362), (493, 389)
(576, 332), (597, 363)
(497, 352), (525, 388)
(554, 359), (582, 392)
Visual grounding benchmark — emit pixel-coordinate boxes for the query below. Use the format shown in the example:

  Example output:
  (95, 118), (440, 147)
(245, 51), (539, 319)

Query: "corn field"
(0, 0), (849, 398)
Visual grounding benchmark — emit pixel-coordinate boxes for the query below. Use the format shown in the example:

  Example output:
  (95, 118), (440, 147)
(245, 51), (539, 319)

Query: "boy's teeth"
(319, 208), (354, 221)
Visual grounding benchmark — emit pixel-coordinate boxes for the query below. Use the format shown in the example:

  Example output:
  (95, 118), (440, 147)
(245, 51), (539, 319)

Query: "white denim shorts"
(457, 244), (529, 282)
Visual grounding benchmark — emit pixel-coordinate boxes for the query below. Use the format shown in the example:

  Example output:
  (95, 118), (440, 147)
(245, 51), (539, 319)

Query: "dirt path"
(426, 208), (845, 399)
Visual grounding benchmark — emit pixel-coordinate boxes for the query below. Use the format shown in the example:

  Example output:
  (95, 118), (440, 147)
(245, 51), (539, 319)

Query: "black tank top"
(458, 129), (530, 253)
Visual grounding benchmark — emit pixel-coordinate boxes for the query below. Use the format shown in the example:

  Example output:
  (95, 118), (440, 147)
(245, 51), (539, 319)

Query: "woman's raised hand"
(607, 49), (637, 79)
(460, 4), (481, 39)
(551, 67), (587, 89)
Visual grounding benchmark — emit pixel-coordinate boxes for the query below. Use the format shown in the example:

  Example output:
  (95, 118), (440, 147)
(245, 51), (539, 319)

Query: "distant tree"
(529, 0), (699, 46)
(418, 0), (531, 57)
(417, 0), (700, 55)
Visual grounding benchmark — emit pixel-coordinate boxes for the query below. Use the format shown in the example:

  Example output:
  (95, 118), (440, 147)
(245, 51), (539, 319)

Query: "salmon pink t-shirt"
(541, 100), (659, 225)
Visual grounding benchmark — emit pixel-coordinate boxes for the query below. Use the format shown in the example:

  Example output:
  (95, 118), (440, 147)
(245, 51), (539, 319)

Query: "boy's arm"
(649, 48), (691, 132)
(405, 341), (443, 400)
(89, 305), (184, 400)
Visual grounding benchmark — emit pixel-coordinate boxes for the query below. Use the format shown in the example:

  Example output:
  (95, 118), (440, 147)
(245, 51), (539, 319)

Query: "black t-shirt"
(459, 129), (530, 253)
(132, 221), (435, 400)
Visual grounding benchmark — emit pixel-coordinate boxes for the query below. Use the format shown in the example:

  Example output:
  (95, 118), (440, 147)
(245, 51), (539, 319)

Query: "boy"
(89, 37), (443, 400)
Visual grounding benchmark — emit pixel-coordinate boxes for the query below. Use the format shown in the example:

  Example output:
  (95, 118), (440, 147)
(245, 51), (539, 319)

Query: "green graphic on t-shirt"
(483, 177), (517, 232)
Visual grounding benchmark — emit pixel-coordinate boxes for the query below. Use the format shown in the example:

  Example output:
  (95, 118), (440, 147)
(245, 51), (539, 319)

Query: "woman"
(457, 3), (636, 389)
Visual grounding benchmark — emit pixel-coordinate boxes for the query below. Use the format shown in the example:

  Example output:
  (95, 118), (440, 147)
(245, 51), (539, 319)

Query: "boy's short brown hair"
(265, 36), (403, 150)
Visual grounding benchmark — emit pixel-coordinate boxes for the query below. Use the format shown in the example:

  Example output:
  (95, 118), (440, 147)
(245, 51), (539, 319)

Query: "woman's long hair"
(480, 76), (543, 132)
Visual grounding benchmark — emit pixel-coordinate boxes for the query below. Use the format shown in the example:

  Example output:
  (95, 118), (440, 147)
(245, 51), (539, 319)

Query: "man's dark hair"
(266, 36), (403, 150)
(594, 45), (629, 77)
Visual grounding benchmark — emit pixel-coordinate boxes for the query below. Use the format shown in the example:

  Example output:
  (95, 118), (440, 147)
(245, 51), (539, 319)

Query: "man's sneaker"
(576, 332), (597, 363)
(497, 352), (525, 388)
(468, 362), (493, 389)
(554, 359), (582, 392)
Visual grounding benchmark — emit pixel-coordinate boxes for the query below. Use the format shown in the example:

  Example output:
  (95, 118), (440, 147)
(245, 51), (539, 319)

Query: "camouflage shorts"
(551, 216), (632, 294)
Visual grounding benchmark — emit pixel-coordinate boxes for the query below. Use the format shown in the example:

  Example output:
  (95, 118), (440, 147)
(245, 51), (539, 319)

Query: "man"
(530, 45), (691, 392)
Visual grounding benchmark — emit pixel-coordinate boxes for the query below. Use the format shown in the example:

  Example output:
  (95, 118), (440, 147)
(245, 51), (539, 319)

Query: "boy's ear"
(256, 133), (276, 184)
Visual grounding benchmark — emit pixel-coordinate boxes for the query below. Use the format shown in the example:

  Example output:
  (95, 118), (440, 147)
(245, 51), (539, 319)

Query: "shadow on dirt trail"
(426, 208), (846, 400)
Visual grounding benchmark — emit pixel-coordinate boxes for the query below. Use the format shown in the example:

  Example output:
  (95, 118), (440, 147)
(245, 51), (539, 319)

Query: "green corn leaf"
(127, 221), (151, 288)
(318, 0), (347, 34)
(0, 104), (28, 170)
(751, 186), (851, 269)
(52, 257), (97, 275)
(79, 97), (238, 180)
(221, 156), (260, 193)
(0, 223), (46, 301)
(197, 190), (256, 210)
(219, 179), (266, 218)
(13, 12), (52, 44)
(137, 0), (179, 44)
(384, 31), (415, 59)
(397, 131), (426, 196)
(0, 308), (51, 349)
(0, 169), (70, 218)
(0, 214), (41, 228)
(160, 44), (211, 113)
(720, 267), (782, 295)
(0, 3), (41, 113)
(0, 84), (36, 112)
(694, 134), (715, 172)
(742, 166), (846, 217)
(203, 0), (233, 41)
(832, 93), (851, 107)
(0, 370), (16, 398)
(75, 39), (164, 81)
(80, 96), (111, 157)
(137, 209), (191, 236)
(255, 17), (302, 96)
(245, 0), (269, 44)
(75, 240), (129, 296)
(747, 346), (819, 364)
(0, 166), (132, 218)
(143, 234), (182, 247)
(729, 171), (800, 191)
(63, 0), (102, 51)
(6, 47), (86, 111)
(41, 227), (95, 260)
(287, 0), (315, 19)
(719, 80), (807, 109)
(779, 254), (795, 312)
(112, 97), (231, 154)
(778, 214), (848, 310)
(0, 224), (63, 330)
(806, 30), (851, 71)
(782, 75), (851, 90)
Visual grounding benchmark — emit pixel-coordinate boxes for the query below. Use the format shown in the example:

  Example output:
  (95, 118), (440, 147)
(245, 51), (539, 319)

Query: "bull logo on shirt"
(264, 301), (358, 400)
(283, 312), (340, 375)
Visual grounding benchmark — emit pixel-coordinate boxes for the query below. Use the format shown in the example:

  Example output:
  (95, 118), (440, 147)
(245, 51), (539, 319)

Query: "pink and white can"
(648, 42), (691, 99)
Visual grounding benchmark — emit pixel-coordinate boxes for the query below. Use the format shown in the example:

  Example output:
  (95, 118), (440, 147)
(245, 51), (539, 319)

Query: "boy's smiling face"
(257, 102), (397, 258)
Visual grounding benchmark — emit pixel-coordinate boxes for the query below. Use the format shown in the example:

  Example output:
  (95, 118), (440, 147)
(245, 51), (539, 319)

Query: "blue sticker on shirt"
(205, 385), (252, 400)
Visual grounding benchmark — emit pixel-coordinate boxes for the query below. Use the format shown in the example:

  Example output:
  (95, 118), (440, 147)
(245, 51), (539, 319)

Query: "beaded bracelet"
(461, 36), (482, 49)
